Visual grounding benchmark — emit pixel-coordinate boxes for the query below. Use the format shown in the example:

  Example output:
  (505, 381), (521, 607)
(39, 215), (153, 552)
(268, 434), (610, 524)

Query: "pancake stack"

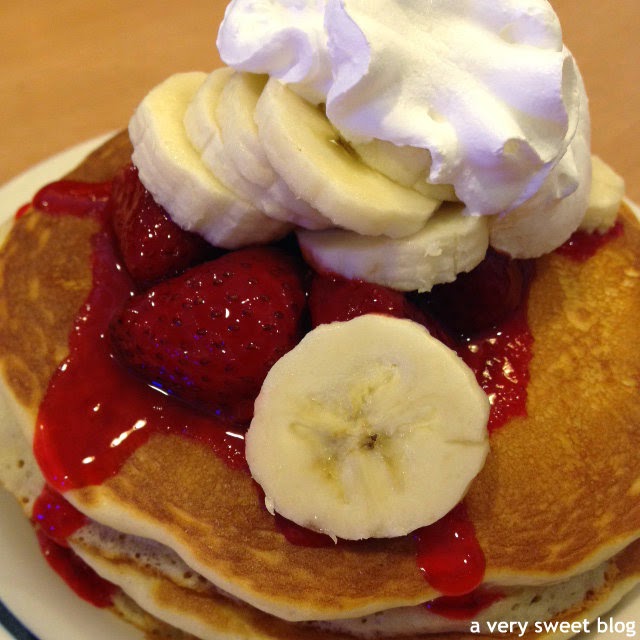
(0, 122), (639, 639)
(2, 1), (640, 632)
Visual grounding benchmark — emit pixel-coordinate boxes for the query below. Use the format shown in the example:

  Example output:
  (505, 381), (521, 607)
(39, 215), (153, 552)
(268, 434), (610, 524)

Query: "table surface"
(1, 1), (639, 202)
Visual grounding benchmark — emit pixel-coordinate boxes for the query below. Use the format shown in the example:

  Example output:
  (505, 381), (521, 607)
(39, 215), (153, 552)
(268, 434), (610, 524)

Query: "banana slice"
(255, 78), (442, 239)
(352, 138), (458, 203)
(246, 314), (490, 541)
(217, 72), (333, 230)
(297, 203), (489, 292)
(579, 155), (625, 234)
(488, 74), (591, 258)
(181, 66), (233, 151)
(130, 72), (289, 249)
(182, 69), (273, 213)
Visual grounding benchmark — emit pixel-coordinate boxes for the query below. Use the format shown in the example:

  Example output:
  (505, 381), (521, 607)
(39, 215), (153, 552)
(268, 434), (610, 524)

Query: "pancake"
(1, 132), (640, 637)
(1, 388), (639, 640)
(70, 536), (640, 640)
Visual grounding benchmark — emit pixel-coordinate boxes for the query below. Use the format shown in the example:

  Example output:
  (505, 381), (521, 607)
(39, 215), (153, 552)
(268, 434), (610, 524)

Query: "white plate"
(0, 138), (638, 640)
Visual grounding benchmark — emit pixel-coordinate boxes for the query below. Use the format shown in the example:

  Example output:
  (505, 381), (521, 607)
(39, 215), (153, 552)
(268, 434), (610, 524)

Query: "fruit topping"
(245, 314), (489, 541)
(556, 219), (623, 262)
(415, 503), (485, 596)
(418, 249), (533, 337)
(309, 272), (452, 346)
(110, 246), (307, 423)
(110, 163), (215, 288)
(309, 272), (422, 326)
(33, 180), (112, 217)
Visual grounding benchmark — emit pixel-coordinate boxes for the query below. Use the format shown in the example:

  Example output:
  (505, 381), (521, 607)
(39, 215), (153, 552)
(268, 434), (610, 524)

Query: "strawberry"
(309, 272), (451, 346)
(109, 163), (215, 288)
(110, 247), (307, 424)
(309, 272), (417, 325)
(418, 249), (534, 337)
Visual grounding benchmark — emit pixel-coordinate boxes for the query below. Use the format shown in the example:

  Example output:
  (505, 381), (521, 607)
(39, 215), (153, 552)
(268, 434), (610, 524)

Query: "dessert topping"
(415, 503), (485, 596)
(110, 246), (307, 423)
(32, 485), (117, 607)
(33, 225), (247, 492)
(245, 314), (489, 541)
(219, 0), (589, 226)
(129, 72), (291, 250)
(33, 180), (112, 218)
(110, 162), (216, 288)
(297, 202), (489, 292)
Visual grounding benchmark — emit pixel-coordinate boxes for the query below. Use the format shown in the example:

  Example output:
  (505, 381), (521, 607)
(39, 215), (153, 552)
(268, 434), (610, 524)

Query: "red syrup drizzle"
(15, 203), (31, 219)
(32, 484), (88, 545)
(555, 220), (623, 262)
(414, 503), (485, 596)
(33, 180), (113, 217)
(32, 484), (116, 607)
(455, 304), (533, 433)
(274, 513), (335, 547)
(32, 180), (246, 493)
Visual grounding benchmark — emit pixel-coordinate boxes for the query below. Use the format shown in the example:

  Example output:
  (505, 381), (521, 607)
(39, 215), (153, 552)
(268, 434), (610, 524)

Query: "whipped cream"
(218, 0), (590, 225)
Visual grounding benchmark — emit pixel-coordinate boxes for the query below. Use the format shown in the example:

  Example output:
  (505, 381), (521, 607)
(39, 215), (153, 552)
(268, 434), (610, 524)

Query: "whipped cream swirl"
(217, 0), (589, 221)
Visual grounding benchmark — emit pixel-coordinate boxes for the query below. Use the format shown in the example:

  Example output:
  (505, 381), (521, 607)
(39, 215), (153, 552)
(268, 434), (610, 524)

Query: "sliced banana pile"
(245, 314), (490, 541)
(126, 69), (626, 542)
(130, 69), (626, 292)
(129, 72), (290, 249)
(129, 70), (487, 292)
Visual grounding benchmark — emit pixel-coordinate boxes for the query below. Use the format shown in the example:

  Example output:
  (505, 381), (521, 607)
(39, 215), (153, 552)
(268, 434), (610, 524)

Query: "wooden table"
(1, 1), (639, 202)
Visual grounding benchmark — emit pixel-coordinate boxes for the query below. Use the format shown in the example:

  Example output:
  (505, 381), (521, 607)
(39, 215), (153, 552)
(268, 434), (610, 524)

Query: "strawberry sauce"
(414, 503), (485, 596)
(456, 305), (533, 433)
(36, 531), (117, 607)
(33, 185), (246, 493)
(32, 484), (88, 545)
(32, 484), (116, 607)
(33, 180), (112, 217)
(555, 220), (623, 262)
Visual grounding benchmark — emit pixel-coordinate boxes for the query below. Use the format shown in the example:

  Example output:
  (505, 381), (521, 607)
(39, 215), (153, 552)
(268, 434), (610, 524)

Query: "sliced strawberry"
(309, 272), (451, 346)
(109, 163), (215, 288)
(110, 247), (307, 424)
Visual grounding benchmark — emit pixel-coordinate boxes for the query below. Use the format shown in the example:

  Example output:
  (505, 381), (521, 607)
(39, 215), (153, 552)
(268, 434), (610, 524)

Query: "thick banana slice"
(297, 204), (489, 292)
(246, 314), (490, 541)
(217, 72), (332, 230)
(130, 72), (289, 249)
(579, 155), (625, 233)
(255, 78), (442, 239)
(352, 138), (458, 203)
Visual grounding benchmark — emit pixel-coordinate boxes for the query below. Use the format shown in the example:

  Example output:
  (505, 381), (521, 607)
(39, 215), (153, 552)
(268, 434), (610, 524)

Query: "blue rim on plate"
(0, 600), (39, 640)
